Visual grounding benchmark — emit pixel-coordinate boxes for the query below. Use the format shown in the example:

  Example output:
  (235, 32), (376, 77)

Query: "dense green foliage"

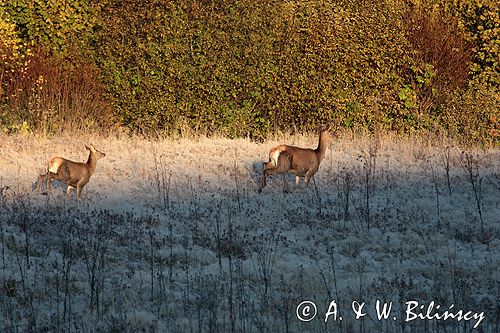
(1, 0), (498, 141)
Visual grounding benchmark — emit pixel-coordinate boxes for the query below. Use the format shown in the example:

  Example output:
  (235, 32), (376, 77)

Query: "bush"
(92, 0), (413, 136)
(1, 0), (498, 143)
(447, 0), (499, 85)
(0, 0), (111, 133)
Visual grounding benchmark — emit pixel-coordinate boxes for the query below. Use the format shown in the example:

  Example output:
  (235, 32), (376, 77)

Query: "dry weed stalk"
(458, 151), (485, 232)
(358, 133), (380, 229)
(442, 146), (452, 196)
(152, 152), (172, 210)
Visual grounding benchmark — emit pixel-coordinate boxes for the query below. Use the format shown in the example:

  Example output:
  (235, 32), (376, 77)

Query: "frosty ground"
(0, 132), (499, 332)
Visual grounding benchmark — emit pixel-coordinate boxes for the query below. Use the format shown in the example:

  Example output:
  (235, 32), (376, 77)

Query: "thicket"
(0, 0), (110, 134)
(0, 0), (498, 142)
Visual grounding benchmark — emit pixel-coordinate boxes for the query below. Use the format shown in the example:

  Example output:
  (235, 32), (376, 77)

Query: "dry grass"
(0, 131), (498, 332)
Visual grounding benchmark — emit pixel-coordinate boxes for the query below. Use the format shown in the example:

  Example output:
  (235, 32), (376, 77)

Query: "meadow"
(0, 132), (498, 332)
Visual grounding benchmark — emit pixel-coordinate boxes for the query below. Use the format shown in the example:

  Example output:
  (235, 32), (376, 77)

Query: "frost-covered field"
(0, 132), (499, 333)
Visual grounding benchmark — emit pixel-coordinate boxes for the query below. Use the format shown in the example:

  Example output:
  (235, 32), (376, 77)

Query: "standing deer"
(258, 130), (331, 192)
(37, 144), (106, 199)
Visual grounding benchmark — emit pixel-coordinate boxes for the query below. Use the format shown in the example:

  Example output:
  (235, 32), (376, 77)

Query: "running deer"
(258, 130), (331, 192)
(37, 144), (106, 199)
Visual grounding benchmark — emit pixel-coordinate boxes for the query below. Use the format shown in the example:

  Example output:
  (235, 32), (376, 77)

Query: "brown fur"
(37, 144), (106, 199)
(258, 131), (331, 192)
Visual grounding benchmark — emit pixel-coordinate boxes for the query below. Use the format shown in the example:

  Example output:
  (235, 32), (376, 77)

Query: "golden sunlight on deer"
(37, 144), (106, 199)
(258, 130), (331, 192)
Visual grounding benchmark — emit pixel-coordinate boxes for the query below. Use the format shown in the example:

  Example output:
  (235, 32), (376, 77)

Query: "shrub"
(1, 0), (111, 133)
(4, 48), (112, 133)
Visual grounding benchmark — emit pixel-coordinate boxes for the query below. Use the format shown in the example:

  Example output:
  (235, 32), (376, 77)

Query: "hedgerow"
(1, 0), (498, 142)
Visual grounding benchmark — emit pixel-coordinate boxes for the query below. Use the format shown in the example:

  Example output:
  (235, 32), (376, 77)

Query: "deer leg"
(295, 176), (301, 188)
(304, 169), (317, 187)
(258, 163), (267, 193)
(76, 183), (85, 199)
(262, 162), (269, 188)
(46, 172), (53, 191)
(266, 164), (291, 193)
(259, 162), (275, 192)
(66, 185), (74, 196)
(37, 174), (47, 192)
(259, 154), (292, 193)
(260, 160), (286, 192)
(282, 174), (291, 193)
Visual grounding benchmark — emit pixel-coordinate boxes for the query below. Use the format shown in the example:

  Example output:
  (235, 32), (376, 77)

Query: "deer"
(37, 144), (106, 199)
(258, 130), (331, 193)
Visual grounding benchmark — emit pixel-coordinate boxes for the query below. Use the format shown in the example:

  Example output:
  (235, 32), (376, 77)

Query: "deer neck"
(86, 151), (98, 175)
(315, 132), (328, 162)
